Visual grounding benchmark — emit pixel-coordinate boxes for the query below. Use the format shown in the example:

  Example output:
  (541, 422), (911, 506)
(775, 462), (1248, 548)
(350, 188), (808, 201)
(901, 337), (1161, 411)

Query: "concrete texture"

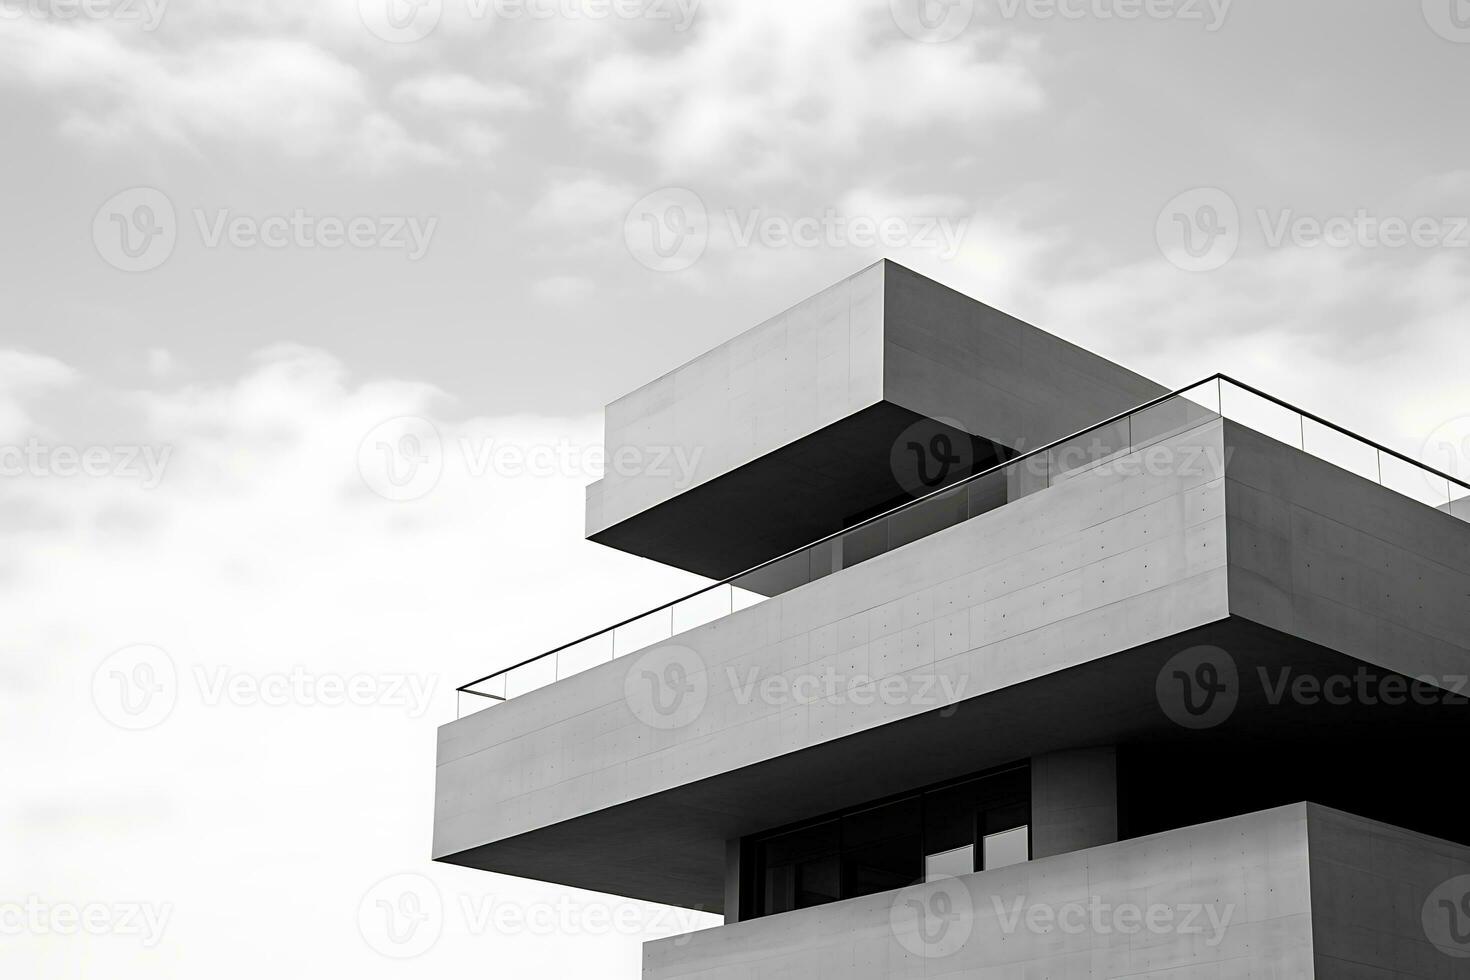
(436, 415), (1470, 913)
(1224, 420), (1470, 693)
(1307, 805), (1470, 978)
(435, 420), (1232, 905)
(586, 260), (1165, 579)
(643, 803), (1318, 980)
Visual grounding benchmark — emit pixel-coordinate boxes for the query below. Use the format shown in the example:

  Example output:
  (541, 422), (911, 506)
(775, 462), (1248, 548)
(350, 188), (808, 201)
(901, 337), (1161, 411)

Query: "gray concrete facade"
(585, 260), (1165, 579)
(435, 415), (1470, 913)
(643, 803), (1470, 980)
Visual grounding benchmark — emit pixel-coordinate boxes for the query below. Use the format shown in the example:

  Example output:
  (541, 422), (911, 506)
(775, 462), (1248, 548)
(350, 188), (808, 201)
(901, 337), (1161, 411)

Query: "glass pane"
(761, 821), (840, 916)
(1049, 417), (1131, 483)
(671, 586), (732, 634)
(966, 467), (1009, 519)
(466, 674), (506, 702)
(841, 797), (922, 900)
(1131, 392), (1220, 451)
(732, 549), (811, 598)
(731, 585), (767, 612)
(1448, 485), (1470, 524)
(613, 608), (672, 658)
(837, 520), (888, 571)
(506, 655), (557, 699)
(982, 826), (1029, 871)
(1221, 381), (1302, 450)
(1379, 453), (1453, 508)
(556, 632), (615, 679)
(809, 537), (840, 582)
(458, 688), (500, 717)
(1006, 454), (1049, 500)
(889, 486), (967, 551)
(925, 845), (974, 882)
(1301, 418), (1379, 484)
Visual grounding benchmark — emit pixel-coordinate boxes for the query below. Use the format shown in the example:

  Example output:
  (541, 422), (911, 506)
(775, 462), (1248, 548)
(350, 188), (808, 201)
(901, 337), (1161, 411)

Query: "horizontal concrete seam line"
(436, 487), (1229, 763)
(1221, 472), (1470, 577)
(437, 515), (1227, 768)
(443, 457), (1227, 745)
(1270, 580), (1470, 664)
(440, 574), (1236, 826)
(1277, 491), (1470, 581)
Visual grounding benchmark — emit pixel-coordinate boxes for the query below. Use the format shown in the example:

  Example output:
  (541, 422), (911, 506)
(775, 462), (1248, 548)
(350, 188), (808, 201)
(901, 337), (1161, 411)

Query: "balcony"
(433, 380), (1470, 910)
(455, 375), (1470, 718)
(643, 804), (1470, 980)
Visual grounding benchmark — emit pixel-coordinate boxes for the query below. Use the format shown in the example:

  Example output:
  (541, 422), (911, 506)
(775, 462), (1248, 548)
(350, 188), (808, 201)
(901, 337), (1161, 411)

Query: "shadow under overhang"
(436, 615), (1470, 913)
(586, 401), (1012, 582)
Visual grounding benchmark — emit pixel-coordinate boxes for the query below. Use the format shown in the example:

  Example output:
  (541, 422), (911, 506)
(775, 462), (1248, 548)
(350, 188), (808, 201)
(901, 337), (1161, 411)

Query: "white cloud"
(0, 345), (716, 977)
(391, 72), (533, 114)
(528, 172), (637, 228)
(570, 1), (1045, 182)
(532, 274), (597, 304)
(0, 19), (444, 168)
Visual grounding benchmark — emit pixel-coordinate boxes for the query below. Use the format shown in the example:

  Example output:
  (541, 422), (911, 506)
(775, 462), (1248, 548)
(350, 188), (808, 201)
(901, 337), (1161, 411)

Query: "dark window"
(745, 762), (1030, 918)
(760, 820), (839, 915)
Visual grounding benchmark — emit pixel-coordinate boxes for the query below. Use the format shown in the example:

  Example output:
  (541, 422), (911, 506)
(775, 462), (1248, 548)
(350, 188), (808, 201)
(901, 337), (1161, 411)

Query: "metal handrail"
(458, 373), (1469, 699)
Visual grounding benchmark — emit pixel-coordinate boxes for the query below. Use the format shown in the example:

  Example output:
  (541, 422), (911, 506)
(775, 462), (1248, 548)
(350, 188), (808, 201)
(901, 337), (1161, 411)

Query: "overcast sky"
(3, 0), (1469, 976)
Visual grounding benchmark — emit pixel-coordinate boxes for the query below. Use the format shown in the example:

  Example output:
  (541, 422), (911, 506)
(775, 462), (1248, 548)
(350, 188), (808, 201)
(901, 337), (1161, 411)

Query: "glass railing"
(455, 375), (1470, 718)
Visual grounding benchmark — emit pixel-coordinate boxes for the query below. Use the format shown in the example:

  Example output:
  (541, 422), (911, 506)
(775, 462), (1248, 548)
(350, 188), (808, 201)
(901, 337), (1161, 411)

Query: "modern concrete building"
(435, 260), (1470, 978)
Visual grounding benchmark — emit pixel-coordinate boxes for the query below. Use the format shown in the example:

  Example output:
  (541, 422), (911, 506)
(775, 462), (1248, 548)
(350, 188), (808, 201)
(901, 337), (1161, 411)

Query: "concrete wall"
(643, 803), (1316, 980)
(883, 262), (1165, 451)
(587, 261), (886, 538)
(1224, 420), (1470, 689)
(585, 260), (1166, 570)
(1306, 805), (1470, 978)
(436, 421), (1229, 862)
